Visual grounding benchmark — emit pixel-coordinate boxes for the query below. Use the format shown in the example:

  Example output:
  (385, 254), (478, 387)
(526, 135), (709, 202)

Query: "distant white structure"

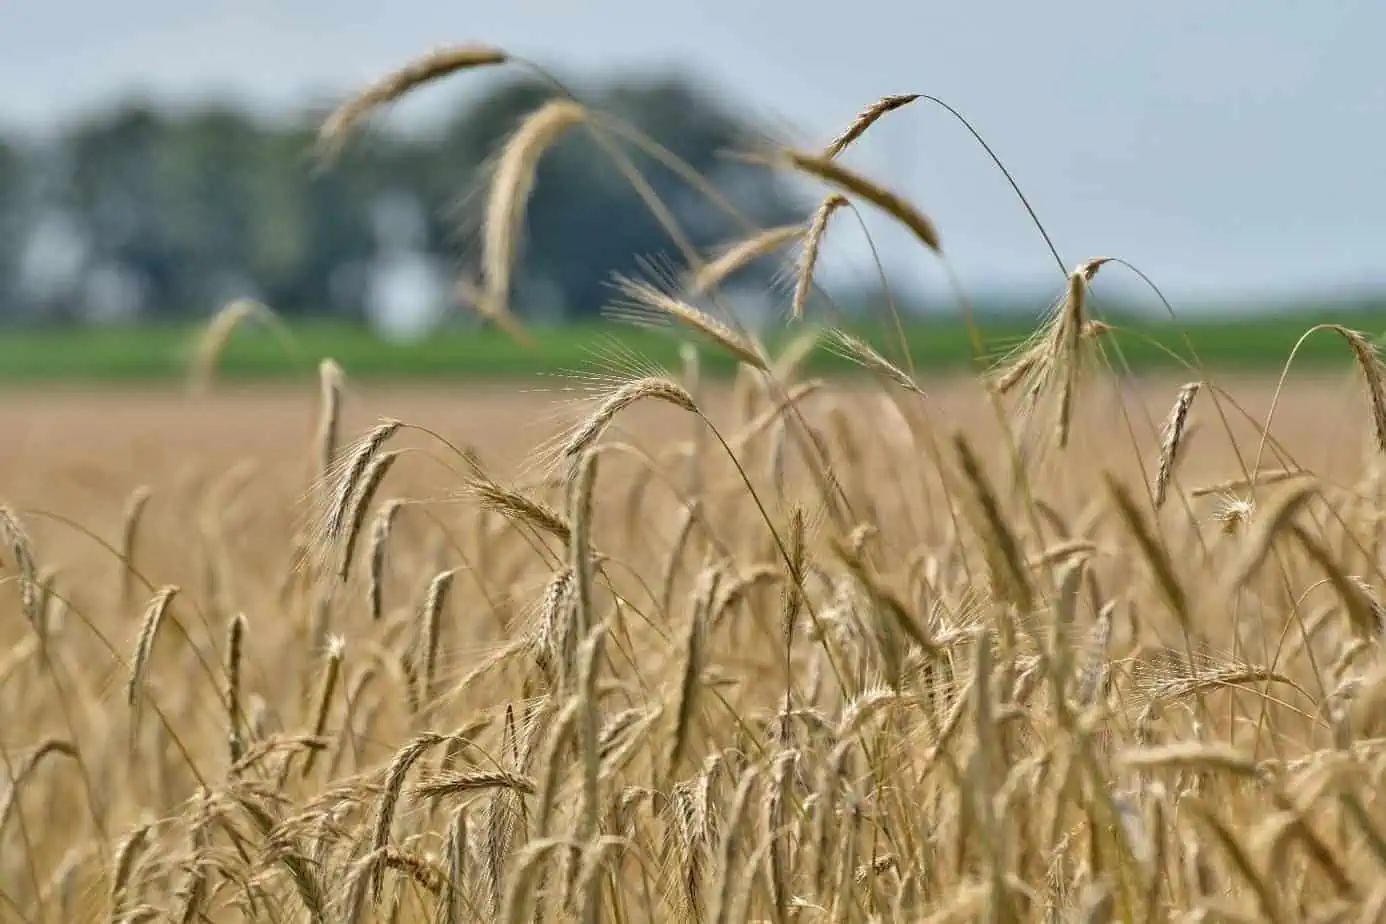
(80, 260), (147, 324)
(17, 208), (89, 312)
(363, 190), (451, 343)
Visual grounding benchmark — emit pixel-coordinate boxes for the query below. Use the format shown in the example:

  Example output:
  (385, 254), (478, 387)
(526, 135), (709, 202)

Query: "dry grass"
(4, 44), (1386, 924)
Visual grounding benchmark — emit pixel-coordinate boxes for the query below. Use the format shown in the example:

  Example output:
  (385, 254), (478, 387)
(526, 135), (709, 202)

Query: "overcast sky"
(3, 0), (1383, 311)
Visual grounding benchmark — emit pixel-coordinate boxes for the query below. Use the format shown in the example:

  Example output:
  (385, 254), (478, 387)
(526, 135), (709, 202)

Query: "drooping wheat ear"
(481, 99), (586, 333)
(691, 224), (804, 296)
(318, 44), (508, 157)
(992, 351), (1040, 397)
(780, 507), (808, 643)
(1077, 256), (1114, 280)
(338, 449), (401, 582)
(708, 766), (763, 924)
(792, 193), (850, 320)
(110, 818), (156, 916)
(1119, 743), (1262, 778)
(1107, 475), (1190, 630)
(0, 738), (77, 833)
(1054, 270), (1092, 448)
(226, 612), (247, 764)
(529, 567), (574, 684)
(316, 359), (344, 487)
(566, 453), (600, 691)
(608, 275), (770, 370)
(729, 378), (826, 450)
(410, 771), (538, 802)
(953, 435), (1032, 615)
(418, 568), (459, 705)
(501, 839), (572, 923)
(1153, 381), (1202, 509)
(323, 419), (402, 556)
(1288, 526), (1385, 641)
(824, 93), (921, 158)
(764, 750), (797, 920)
(126, 585), (180, 711)
(0, 504), (40, 626)
(1329, 325), (1386, 453)
(367, 499), (404, 621)
(667, 570), (717, 784)
(1074, 603), (1114, 706)
(561, 377), (700, 464)
(34, 567), (61, 644)
(771, 326), (824, 385)
(370, 734), (454, 902)
(575, 837), (622, 924)
(440, 808), (468, 924)
(118, 484), (152, 605)
(300, 635), (344, 780)
(174, 790), (212, 924)
(782, 149), (941, 254)
(188, 298), (284, 396)
(990, 268), (1100, 449)
(824, 328), (925, 396)
(1231, 480), (1319, 587)
(465, 476), (571, 545)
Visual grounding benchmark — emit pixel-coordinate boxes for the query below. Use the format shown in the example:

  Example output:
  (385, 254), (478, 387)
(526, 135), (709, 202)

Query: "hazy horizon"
(5, 0), (1383, 312)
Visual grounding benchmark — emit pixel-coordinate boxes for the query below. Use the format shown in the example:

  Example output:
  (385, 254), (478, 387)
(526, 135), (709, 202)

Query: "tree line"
(0, 71), (808, 333)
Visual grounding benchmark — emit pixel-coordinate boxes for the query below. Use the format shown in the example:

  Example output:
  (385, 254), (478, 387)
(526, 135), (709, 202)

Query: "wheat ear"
(783, 149), (941, 254)
(792, 193), (850, 319)
(480, 99), (586, 339)
(319, 44), (507, 156)
(824, 93), (921, 158)
(1153, 381), (1202, 509)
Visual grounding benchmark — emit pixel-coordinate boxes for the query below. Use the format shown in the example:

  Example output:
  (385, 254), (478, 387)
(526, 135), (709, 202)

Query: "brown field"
(3, 368), (1385, 923)
(0, 372), (1362, 509)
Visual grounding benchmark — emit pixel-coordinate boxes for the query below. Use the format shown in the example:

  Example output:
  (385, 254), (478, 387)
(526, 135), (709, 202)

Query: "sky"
(3, 0), (1383, 312)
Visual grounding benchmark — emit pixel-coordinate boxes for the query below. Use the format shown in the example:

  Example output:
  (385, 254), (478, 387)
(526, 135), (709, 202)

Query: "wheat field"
(5, 42), (1386, 924)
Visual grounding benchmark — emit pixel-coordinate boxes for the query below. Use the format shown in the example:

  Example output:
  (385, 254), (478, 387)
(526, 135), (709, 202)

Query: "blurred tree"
(438, 71), (807, 319)
(0, 137), (24, 315)
(62, 102), (184, 317)
(10, 68), (806, 324)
